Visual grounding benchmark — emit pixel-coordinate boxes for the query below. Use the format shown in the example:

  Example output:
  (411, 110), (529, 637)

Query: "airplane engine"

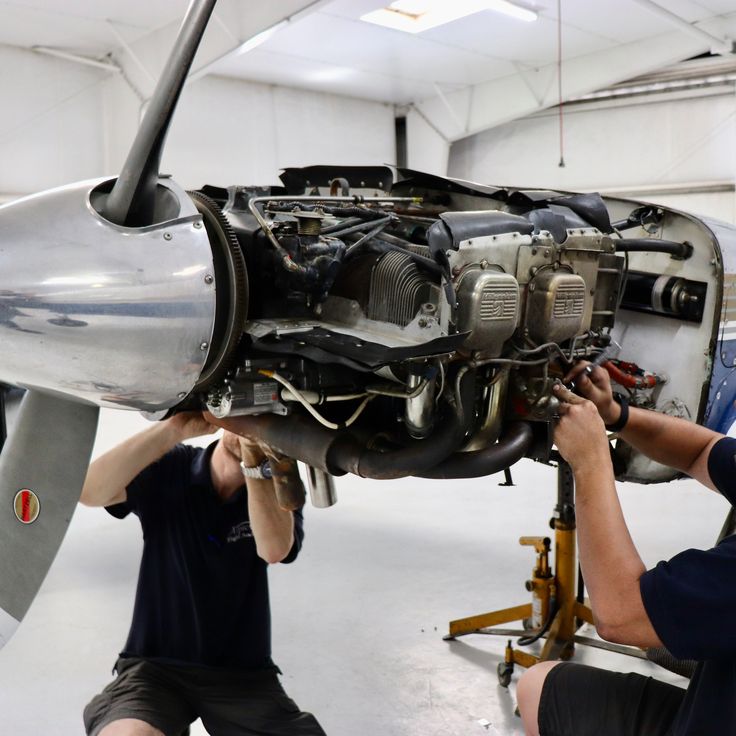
(0, 0), (734, 646)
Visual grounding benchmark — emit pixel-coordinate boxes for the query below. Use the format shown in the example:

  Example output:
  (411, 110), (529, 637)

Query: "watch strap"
(239, 458), (272, 480)
(605, 393), (629, 433)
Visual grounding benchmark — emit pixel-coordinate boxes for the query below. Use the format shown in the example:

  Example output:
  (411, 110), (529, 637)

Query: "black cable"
(321, 217), (363, 235)
(0, 386), (6, 454)
(517, 595), (558, 647)
(614, 239), (692, 259)
(326, 215), (394, 240)
(344, 236), (444, 276)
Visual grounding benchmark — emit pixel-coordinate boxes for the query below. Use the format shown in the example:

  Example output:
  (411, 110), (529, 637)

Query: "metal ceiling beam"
(31, 46), (121, 73)
(186, 0), (330, 86)
(631, 0), (734, 56)
(109, 0), (327, 99)
(414, 28), (709, 145)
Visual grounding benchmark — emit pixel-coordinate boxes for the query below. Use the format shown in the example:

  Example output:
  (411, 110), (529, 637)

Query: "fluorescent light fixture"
(361, 0), (537, 33)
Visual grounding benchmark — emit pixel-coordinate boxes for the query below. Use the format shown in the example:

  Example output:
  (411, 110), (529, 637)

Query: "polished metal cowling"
(0, 178), (217, 411)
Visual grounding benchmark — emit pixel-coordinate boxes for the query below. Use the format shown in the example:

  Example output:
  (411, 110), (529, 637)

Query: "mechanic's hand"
(563, 361), (620, 425)
(237, 435), (284, 468)
(553, 383), (610, 470)
(167, 411), (219, 442)
(206, 414), (291, 470)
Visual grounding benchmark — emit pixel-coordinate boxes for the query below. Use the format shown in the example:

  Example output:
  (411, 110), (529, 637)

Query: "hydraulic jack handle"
(519, 536), (552, 578)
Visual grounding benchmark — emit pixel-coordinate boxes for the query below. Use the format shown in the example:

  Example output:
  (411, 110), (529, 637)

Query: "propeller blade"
(0, 390), (99, 649)
(104, 0), (218, 227)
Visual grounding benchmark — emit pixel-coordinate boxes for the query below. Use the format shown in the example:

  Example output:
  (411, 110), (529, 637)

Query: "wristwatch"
(239, 458), (273, 480)
(605, 393), (630, 433)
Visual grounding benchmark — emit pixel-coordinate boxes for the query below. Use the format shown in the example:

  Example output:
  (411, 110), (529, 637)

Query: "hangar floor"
(0, 410), (729, 735)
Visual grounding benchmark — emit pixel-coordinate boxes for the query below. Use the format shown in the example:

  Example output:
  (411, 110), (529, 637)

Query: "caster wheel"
(497, 661), (513, 688)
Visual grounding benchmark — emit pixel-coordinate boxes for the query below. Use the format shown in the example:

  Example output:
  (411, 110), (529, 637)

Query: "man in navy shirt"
(516, 363), (736, 736)
(79, 412), (325, 736)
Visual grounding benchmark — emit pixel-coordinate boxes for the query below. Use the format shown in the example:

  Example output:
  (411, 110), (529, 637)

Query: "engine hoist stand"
(444, 460), (597, 686)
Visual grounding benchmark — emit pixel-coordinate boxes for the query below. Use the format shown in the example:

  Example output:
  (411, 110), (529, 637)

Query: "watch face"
(261, 459), (273, 480)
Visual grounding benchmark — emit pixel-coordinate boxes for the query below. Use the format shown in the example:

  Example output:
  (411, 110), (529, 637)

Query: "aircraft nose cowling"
(0, 177), (217, 411)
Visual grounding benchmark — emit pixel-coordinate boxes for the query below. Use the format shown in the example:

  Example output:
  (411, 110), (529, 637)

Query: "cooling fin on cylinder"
(367, 252), (438, 327)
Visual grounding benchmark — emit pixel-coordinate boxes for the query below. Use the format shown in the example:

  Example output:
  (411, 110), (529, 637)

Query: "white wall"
(0, 45), (107, 197)
(405, 107), (449, 176)
(449, 89), (736, 223)
(2, 45), (397, 197)
(162, 76), (396, 189)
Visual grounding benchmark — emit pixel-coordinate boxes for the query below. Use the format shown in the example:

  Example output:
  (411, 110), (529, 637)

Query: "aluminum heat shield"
(0, 178), (216, 411)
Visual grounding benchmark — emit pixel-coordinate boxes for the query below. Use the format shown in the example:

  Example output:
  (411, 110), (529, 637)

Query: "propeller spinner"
(0, 0), (227, 648)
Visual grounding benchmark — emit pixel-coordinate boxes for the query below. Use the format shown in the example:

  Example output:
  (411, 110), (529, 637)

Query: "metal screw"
(204, 274), (214, 285)
(480, 259), (489, 269)
(531, 248), (538, 255)
(418, 318), (428, 328)
(544, 248), (550, 257)
(193, 221), (203, 229)
(200, 342), (209, 351)
(164, 232), (172, 241)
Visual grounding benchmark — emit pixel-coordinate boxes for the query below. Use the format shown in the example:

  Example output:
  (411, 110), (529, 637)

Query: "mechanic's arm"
(567, 364), (723, 490)
(239, 439), (295, 565)
(553, 384), (663, 647)
(79, 413), (216, 508)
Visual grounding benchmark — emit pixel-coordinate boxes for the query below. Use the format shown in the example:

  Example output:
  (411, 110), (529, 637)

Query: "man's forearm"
(573, 457), (659, 647)
(246, 479), (295, 564)
(79, 422), (181, 507)
(614, 405), (721, 487)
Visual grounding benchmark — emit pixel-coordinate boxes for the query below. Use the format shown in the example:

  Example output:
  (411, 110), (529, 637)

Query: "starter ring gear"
(189, 190), (248, 390)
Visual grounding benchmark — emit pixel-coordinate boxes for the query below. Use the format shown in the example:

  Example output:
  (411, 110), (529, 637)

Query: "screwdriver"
(584, 339), (622, 377)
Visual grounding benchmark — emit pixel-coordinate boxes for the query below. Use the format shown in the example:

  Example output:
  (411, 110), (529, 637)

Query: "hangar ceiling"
(1, 0), (735, 140)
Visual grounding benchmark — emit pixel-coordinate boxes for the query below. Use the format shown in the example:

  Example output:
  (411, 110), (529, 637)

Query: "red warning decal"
(13, 489), (40, 524)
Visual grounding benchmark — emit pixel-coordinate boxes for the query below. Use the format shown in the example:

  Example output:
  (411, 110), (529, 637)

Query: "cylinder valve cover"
(526, 271), (587, 344)
(456, 269), (520, 353)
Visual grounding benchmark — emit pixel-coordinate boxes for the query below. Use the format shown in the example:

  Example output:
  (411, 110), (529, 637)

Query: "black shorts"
(538, 662), (686, 736)
(83, 657), (326, 736)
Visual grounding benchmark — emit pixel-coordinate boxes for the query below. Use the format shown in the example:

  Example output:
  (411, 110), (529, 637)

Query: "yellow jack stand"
(444, 461), (596, 685)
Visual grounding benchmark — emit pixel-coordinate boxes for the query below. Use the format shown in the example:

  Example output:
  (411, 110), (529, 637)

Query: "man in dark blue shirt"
(79, 412), (325, 736)
(517, 364), (736, 736)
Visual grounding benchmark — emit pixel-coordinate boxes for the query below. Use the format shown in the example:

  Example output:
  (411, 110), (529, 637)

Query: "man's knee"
(97, 719), (166, 736)
(517, 661), (563, 736)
